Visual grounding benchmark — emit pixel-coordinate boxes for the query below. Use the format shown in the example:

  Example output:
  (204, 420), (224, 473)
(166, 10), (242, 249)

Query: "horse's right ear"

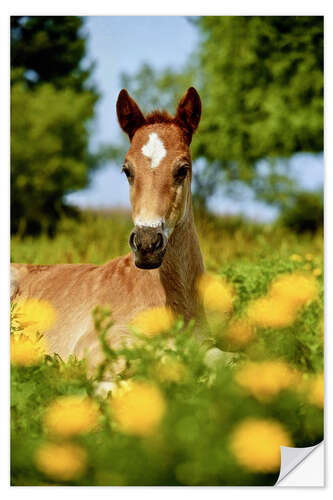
(116, 89), (146, 140)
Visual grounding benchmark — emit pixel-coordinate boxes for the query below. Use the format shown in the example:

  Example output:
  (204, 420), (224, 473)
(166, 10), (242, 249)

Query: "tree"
(11, 16), (99, 234)
(278, 191), (323, 233)
(120, 16), (323, 208)
(10, 16), (94, 92)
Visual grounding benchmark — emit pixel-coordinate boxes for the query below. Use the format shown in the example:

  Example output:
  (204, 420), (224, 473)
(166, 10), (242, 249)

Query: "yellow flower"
(230, 418), (292, 472)
(225, 318), (255, 348)
(130, 306), (175, 337)
(290, 254), (303, 262)
(13, 298), (57, 338)
(197, 273), (234, 315)
(247, 273), (319, 329)
(308, 373), (324, 408)
(313, 268), (322, 277)
(247, 296), (297, 328)
(44, 395), (101, 437)
(270, 273), (318, 309)
(235, 360), (299, 401)
(110, 381), (166, 436)
(305, 253), (314, 261)
(10, 334), (46, 366)
(154, 357), (188, 383)
(35, 442), (87, 481)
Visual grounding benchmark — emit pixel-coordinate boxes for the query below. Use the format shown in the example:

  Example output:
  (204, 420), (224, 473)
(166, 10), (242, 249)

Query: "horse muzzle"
(129, 225), (168, 269)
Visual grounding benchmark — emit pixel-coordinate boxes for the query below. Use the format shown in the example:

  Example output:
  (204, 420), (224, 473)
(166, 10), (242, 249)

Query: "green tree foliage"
(121, 63), (198, 114)
(10, 16), (94, 91)
(11, 16), (99, 235)
(11, 83), (96, 235)
(121, 16), (323, 208)
(278, 191), (324, 233)
(194, 16), (323, 185)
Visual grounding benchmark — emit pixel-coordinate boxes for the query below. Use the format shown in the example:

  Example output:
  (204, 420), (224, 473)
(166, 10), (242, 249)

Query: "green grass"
(10, 210), (324, 486)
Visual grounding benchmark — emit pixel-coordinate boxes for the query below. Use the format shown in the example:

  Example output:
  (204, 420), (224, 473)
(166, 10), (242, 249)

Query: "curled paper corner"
(275, 441), (324, 486)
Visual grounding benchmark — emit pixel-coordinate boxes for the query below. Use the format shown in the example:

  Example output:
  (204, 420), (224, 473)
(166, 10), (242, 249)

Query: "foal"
(11, 87), (205, 372)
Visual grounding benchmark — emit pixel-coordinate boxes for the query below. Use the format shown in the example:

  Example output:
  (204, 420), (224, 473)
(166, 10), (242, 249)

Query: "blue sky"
(65, 16), (323, 222)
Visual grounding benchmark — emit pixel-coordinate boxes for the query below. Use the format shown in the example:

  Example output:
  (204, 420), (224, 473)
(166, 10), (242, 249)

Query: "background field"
(11, 209), (323, 267)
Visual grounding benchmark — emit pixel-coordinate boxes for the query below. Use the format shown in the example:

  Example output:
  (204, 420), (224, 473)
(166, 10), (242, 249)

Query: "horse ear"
(175, 87), (201, 144)
(116, 89), (146, 140)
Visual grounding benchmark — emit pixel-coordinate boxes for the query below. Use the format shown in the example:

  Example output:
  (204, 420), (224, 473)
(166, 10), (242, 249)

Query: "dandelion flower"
(305, 253), (314, 261)
(235, 360), (299, 401)
(313, 268), (322, 277)
(130, 307), (175, 337)
(197, 273), (234, 315)
(247, 273), (319, 329)
(110, 381), (166, 436)
(225, 318), (255, 348)
(154, 357), (188, 383)
(308, 373), (324, 408)
(14, 298), (57, 338)
(44, 395), (101, 437)
(10, 334), (46, 366)
(35, 442), (87, 481)
(290, 254), (303, 262)
(270, 273), (318, 309)
(230, 418), (292, 472)
(247, 296), (297, 328)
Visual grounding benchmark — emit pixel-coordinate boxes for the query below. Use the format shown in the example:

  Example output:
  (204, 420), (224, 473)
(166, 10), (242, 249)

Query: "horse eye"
(175, 165), (189, 181)
(122, 165), (134, 183)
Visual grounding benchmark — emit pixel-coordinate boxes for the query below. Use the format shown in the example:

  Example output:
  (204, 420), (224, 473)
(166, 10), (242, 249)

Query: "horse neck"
(159, 200), (204, 317)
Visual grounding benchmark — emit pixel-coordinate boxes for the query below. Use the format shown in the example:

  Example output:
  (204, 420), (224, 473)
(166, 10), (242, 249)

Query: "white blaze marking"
(141, 132), (166, 168)
(134, 217), (163, 228)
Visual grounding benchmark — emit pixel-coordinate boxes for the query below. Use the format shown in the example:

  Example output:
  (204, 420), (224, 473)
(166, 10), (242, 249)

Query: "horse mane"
(144, 110), (188, 139)
(144, 110), (176, 125)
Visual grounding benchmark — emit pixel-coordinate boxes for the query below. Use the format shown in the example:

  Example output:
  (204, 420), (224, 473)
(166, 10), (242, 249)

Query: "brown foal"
(11, 87), (205, 373)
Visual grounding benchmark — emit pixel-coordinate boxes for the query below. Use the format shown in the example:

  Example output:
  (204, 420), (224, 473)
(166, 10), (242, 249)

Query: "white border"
(1, 2), (331, 497)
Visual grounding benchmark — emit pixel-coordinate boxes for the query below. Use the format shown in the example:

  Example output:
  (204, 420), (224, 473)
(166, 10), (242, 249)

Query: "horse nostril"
(130, 227), (166, 255)
(129, 230), (138, 251)
(153, 232), (164, 252)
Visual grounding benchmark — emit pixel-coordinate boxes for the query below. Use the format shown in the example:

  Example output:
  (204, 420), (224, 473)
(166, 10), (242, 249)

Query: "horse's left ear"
(175, 87), (201, 144)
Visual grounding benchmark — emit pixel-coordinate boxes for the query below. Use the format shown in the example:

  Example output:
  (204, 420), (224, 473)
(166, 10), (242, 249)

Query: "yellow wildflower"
(44, 395), (101, 437)
(10, 334), (46, 366)
(247, 296), (296, 328)
(230, 418), (292, 473)
(35, 442), (87, 481)
(290, 254), (303, 262)
(305, 253), (314, 261)
(308, 373), (324, 408)
(313, 268), (322, 277)
(130, 306), (175, 337)
(197, 273), (234, 315)
(225, 318), (255, 348)
(270, 273), (318, 309)
(235, 360), (299, 401)
(303, 263), (312, 271)
(13, 298), (57, 338)
(247, 273), (319, 329)
(154, 357), (188, 383)
(110, 381), (166, 436)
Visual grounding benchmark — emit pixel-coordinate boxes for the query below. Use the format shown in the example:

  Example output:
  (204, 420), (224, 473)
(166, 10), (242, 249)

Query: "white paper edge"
(275, 441), (324, 486)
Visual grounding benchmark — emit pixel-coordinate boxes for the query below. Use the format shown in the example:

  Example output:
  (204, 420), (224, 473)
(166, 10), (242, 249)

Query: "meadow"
(10, 210), (324, 486)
